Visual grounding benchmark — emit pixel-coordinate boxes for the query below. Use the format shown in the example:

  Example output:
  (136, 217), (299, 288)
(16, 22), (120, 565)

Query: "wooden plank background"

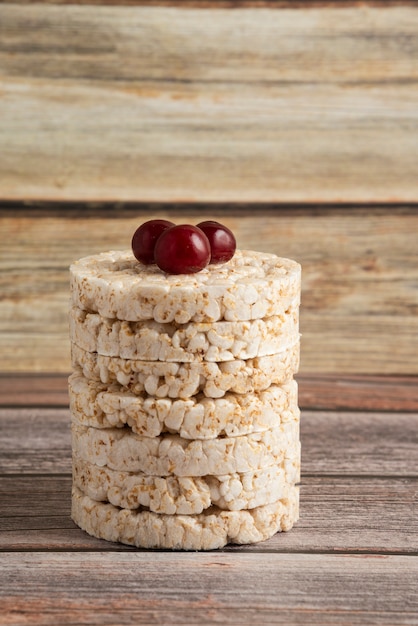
(1, 2), (418, 202)
(2, 552), (417, 625)
(2, 5), (418, 622)
(1, 0), (418, 378)
(1, 203), (417, 375)
(1, 205), (418, 375)
(1, 404), (418, 554)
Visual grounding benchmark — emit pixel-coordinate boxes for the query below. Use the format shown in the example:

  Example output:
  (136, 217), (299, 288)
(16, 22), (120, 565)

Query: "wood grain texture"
(0, 374), (71, 407)
(2, 474), (417, 553)
(1, 553), (417, 625)
(1, 407), (417, 476)
(4, 1), (418, 7)
(2, 373), (418, 411)
(297, 375), (418, 412)
(1, 3), (418, 202)
(1, 386), (417, 625)
(2, 206), (417, 375)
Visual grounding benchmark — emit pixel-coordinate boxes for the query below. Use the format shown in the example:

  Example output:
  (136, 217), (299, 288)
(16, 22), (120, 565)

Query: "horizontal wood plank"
(1, 4), (418, 202)
(0, 375), (70, 407)
(297, 375), (418, 412)
(2, 207), (418, 376)
(2, 373), (418, 412)
(4, 1), (418, 7)
(1, 388), (417, 624)
(1, 553), (417, 625)
(1, 475), (417, 553)
(1, 407), (417, 476)
(302, 411), (418, 477)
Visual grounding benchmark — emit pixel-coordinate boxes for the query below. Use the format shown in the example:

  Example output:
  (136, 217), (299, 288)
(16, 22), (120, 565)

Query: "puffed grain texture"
(70, 249), (301, 323)
(69, 373), (299, 439)
(71, 421), (300, 477)
(71, 484), (299, 550)
(71, 342), (300, 398)
(69, 305), (299, 362)
(72, 452), (300, 514)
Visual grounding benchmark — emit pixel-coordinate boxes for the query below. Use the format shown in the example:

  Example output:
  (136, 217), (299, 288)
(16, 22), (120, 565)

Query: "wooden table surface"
(2, 1), (418, 622)
(2, 374), (417, 625)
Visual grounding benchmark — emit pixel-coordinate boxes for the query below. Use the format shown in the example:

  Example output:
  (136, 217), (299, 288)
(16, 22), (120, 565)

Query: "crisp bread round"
(71, 484), (299, 550)
(71, 341), (300, 399)
(72, 452), (300, 514)
(71, 421), (300, 477)
(69, 373), (299, 439)
(70, 249), (301, 324)
(69, 305), (299, 362)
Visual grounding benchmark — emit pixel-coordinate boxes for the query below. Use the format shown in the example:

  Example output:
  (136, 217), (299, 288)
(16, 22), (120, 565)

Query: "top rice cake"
(70, 249), (301, 324)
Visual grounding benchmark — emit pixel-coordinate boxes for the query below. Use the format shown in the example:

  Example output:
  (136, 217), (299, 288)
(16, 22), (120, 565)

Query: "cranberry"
(154, 224), (211, 274)
(196, 220), (236, 264)
(131, 219), (174, 264)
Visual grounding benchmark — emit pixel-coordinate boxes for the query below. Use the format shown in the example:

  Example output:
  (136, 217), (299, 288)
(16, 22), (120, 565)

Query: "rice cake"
(71, 342), (300, 399)
(69, 373), (299, 439)
(71, 484), (299, 550)
(69, 305), (299, 363)
(71, 421), (300, 477)
(72, 453), (300, 514)
(70, 249), (301, 324)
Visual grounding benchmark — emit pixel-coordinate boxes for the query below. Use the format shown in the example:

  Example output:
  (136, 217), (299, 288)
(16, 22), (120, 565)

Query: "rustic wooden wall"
(1, 1), (417, 378)
(2, 2), (418, 202)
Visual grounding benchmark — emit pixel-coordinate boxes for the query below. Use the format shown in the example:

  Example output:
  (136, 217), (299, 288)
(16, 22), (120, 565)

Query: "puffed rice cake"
(69, 305), (299, 362)
(71, 342), (300, 398)
(72, 453), (300, 515)
(69, 373), (299, 439)
(71, 484), (299, 550)
(70, 249), (301, 324)
(71, 421), (300, 477)
(70, 246), (301, 549)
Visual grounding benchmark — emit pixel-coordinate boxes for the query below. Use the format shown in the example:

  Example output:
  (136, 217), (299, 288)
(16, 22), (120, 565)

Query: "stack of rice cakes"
(69, 249), (301, 550)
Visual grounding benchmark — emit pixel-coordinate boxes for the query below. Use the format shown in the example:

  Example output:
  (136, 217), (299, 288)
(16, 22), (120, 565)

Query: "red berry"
(154, 224), (211, 274)
(131, 219), (174, 264)
(196, 220), (236, 264)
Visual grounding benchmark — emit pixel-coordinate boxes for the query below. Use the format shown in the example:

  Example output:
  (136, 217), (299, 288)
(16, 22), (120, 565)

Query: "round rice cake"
(71, 421), (300, 477)
(70, 249), (301, 324)
(72, 453), (300, 514)
(71, 484), (299, 550)
(71, 342), (300, 399)
(69, 305), (299, 362)
(69, 373), (299, 439)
